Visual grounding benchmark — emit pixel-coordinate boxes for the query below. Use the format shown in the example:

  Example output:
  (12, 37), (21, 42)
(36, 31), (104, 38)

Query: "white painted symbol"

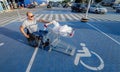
(74, 43), (104, 71)
(0, 42), (4, 47)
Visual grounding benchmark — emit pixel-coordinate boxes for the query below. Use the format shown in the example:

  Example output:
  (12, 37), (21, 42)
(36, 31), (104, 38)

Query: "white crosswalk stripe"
(55, 14), (59, 21)
(0, 16), (17, 23)
(88, 14), (120, 22)
(38, 14), (45, 19)
(47, 14), (53, 21)
(42, 14), (49, 20)
(20, 16), (27, 21)
(74, 14), (83, 19)
(35, 14), (120, 22)
(64, 14), (73, 21)
(60, 14), (66, 21)
(34, 14), (84, 22)
(0, 8), (43, 26)
(1, 13), (120, 26)
(69, 14), (80, 21)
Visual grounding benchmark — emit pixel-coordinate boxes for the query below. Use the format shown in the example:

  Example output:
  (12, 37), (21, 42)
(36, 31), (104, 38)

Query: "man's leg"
(32, 32), (44, 48)
(38, 30), (51, 50)
(39, 30), (48, 36)
(27, 33), (38, 47)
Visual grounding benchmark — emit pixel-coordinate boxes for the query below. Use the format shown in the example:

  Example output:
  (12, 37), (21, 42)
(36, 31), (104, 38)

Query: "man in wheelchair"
(20, 12), (50, 48)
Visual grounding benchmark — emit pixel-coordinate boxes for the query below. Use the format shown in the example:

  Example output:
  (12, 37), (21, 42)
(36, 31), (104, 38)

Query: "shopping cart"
(43, 25), (76, 56)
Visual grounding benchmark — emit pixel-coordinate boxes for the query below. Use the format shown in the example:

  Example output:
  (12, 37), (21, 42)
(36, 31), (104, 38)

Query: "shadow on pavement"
(0, 25), (28, 45)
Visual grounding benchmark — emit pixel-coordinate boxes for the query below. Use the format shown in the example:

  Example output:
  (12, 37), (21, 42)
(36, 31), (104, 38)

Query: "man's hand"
(25, 34), (30, 38)
(38, 19), (49, 23)
(44, 24), (48, 28)
(43, 24), (48, 30)
(20, 25), (30, 38)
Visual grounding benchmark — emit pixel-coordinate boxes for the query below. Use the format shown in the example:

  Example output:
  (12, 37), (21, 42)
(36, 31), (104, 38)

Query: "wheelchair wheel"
(27, 35), (42, 47)
(27, 38), (37, 47)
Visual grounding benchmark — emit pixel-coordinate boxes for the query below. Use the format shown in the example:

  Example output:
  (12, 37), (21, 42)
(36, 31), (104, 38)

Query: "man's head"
(26, 12), (34, 20)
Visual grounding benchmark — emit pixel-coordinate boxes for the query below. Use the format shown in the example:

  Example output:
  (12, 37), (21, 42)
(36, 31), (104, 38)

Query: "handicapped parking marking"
(74, 43), (104, 71)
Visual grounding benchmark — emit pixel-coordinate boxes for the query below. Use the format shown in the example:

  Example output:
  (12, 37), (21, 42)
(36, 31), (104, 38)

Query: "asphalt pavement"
(0, 7), (120, 72)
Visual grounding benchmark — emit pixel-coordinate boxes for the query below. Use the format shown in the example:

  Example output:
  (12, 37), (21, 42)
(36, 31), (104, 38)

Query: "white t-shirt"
(22, 19), (38, 33)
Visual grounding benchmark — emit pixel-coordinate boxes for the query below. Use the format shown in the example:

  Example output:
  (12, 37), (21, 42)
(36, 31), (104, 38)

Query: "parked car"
(47, 4), (52, 8)
(89, 5), (107, 14)
(101, 2), (113, 6)
(47, 2), (62, 8)
(27, 4), (35, 9)
(50, 2), (60, 7)
(47, 2), (52, 8)
(71, 3), (87, 13)
(116, 7), (120, 13)
(63, 3), (69, 8)
(112, 4), (120, 9)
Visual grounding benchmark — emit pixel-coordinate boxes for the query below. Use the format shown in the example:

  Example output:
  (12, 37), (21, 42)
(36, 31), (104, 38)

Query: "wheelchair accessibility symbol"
(74, 43), (104, 71)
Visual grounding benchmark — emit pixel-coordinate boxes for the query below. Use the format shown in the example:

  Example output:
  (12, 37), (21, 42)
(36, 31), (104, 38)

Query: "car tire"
(71, 9), (74, 12)
(95, 10), (99, 14)
(101, 12), (105, 14)
(116, 10), (118, 13)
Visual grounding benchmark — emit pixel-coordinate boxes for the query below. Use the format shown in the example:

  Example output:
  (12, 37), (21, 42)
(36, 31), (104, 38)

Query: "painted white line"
(26, 48), (39, 72)
(36, 14), (44, 20)
(87, 23), (120, 45)
(55, 14), (59, 21)
(20, 16), (27, 22)
(74, 43), (91, 66)
(64, 14), (73, 20)
(74, 43), (104, 71)
(0, 15), (17, 22)
(60, 14), (66, 21)
(74, 14), (83, 19)
(0, 42), (4, 46)
(80, 43), (86, 47)
(0, 15), (26, 27)
(0, 16), (17, 24)
(0, 15), (27, 27)
(48, 14), (53, 21)
(0, 18), (18, 27)
(0, 9), (39, 27)
(69, 14), (79, 20)
(42, 14), (49, 20)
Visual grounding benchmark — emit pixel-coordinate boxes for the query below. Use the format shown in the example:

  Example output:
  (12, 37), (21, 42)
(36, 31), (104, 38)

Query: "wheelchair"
(26, 28), (50, 49)
(25, 25), (76, 55)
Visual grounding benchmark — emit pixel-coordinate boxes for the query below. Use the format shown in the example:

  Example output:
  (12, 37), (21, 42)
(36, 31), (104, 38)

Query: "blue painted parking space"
(0, 19), (120, 72)
(0, 22), (37, 72)
(89, 21), (120, 42)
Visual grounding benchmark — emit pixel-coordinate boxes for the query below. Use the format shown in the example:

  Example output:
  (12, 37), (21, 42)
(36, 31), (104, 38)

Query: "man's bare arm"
(20, 25), (29, 38)
(45, 21), (53, 26)
(37, 18), (49, 23)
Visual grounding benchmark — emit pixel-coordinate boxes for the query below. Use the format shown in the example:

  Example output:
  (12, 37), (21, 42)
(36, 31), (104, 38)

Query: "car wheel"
(71, 9), (74, 12)
(116, 10), (118, 13)
(101, 12), (105, 14)
(95, 10), (99, 14)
